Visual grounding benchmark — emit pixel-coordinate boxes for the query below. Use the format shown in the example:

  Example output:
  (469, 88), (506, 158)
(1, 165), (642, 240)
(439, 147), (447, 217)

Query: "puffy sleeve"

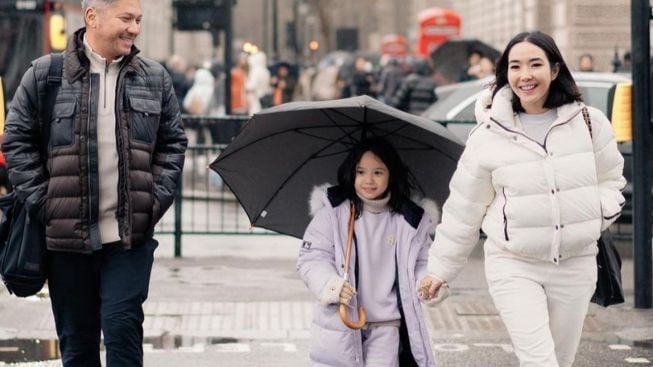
(427, 138), (495, 282)
(296, 207), (343, 304)
(588, 107), (626, 230)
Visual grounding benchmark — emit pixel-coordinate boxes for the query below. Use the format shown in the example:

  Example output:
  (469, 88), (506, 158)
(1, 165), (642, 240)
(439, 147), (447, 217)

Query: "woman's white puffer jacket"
(428, 86), (626, 282)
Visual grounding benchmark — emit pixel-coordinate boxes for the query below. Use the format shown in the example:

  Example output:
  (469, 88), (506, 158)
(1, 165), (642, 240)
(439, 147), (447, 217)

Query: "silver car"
(422, 72), (632, 143)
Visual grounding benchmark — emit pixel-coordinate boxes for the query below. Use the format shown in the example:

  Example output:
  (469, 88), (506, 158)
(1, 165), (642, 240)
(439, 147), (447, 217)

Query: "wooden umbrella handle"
(339, 303), (367, 330)
(339, 203), (366, 329)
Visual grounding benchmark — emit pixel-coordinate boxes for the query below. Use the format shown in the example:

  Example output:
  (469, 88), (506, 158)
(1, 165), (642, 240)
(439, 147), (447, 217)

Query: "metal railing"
(153, 116), (275, 257)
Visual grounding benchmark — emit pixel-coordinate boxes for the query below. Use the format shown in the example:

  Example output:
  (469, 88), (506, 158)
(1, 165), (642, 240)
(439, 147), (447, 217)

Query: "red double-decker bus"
(415, 7), (461, 57)
(381, 34), (408, 58)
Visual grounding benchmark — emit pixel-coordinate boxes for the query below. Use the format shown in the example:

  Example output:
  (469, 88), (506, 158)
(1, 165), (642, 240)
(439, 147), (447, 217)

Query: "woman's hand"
(339, 282), (356, 304)
(419, 275), (445, 300)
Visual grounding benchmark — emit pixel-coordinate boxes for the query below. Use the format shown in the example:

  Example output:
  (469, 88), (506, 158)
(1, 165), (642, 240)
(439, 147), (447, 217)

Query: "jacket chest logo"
(387, 234), (396, 247)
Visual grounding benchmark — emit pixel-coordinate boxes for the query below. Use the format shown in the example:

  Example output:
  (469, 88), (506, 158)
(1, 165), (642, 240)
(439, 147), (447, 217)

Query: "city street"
(0, 235), (651, 366)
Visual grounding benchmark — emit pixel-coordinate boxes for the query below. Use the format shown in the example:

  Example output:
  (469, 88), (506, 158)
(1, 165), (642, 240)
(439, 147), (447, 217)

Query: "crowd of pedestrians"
(162, 45), (498, 129)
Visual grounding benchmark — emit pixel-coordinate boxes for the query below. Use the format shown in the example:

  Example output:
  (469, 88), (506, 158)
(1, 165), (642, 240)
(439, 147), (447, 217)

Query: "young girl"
(297, 137), (438, 367)
(421, 31), (626, 366)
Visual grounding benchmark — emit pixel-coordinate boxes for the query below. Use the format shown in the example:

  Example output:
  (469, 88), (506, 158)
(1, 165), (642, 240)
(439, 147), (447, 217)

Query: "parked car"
(422, 72), (635, 227)
(422, 72), (632, 142)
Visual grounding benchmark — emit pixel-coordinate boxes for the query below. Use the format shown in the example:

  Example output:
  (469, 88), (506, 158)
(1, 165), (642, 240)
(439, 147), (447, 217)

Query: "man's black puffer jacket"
(3, 28), (187, 253)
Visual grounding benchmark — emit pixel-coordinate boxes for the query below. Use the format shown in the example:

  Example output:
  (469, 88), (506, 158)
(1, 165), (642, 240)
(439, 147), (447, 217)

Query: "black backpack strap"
(39, 53), (63, 154)
(41, 53), (63, 125)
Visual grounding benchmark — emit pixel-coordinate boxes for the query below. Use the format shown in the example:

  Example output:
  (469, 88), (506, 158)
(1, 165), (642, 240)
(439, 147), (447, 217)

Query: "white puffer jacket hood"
(428, 86), (626, 282)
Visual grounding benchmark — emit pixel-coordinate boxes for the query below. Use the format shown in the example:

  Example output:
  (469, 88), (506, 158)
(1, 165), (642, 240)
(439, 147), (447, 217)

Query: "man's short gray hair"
(81, 0), (116, 10)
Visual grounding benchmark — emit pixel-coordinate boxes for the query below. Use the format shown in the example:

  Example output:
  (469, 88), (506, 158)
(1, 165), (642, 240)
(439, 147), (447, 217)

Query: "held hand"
(339, 282), (356, 304)
(419, 275), (445, 300)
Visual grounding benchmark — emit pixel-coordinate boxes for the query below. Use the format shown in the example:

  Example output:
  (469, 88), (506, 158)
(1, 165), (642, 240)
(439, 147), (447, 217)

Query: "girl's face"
(354, 151), (390, 200)
(507, 41), (559, 114)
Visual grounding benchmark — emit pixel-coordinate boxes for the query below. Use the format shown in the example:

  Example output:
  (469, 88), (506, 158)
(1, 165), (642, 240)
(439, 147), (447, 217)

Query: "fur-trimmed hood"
(308, 184), (441, 229)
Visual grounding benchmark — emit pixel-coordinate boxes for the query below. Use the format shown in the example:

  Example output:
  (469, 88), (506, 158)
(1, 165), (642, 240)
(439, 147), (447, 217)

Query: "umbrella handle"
(339, 203), (366, 329)
(339, 303), (366, 330)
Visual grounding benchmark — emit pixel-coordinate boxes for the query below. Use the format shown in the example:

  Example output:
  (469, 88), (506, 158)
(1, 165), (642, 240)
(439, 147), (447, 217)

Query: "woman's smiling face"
(507, 41), (560, 114)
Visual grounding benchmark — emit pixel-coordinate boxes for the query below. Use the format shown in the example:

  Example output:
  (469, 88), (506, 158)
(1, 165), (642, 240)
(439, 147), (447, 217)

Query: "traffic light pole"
(631, 0), (652, 309)
(224, 0), (233, 115)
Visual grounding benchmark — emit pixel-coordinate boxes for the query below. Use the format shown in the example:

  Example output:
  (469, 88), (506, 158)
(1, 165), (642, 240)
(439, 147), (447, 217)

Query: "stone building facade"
(62, 0), (634, 71)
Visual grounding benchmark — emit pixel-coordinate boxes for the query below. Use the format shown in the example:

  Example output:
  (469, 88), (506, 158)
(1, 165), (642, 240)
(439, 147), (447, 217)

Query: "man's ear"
(552, 63), (561, 80)
(84, 7), (97, 28)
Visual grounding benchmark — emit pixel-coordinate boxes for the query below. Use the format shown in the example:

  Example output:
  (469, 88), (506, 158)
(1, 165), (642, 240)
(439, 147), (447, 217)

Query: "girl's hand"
(419, 275), (445, 300)
(339, 282), (356, 304)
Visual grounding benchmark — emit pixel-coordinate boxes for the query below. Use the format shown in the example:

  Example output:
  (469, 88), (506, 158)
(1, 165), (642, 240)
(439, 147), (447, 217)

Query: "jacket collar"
(64, 27), (142, 83)
(307, 185), (425, 229)
(476, 86), (585, 130)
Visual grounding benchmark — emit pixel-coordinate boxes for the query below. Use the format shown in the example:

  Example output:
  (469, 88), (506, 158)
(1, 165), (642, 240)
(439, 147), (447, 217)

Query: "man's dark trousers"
(47, 238), (158, 366)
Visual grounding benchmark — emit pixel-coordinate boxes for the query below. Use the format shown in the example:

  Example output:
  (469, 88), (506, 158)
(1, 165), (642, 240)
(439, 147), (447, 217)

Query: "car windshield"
(577, 83), (613, 116)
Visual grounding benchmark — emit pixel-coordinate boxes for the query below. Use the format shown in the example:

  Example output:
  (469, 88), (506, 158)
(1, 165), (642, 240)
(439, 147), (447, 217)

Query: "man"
(2, 0), (187, 365)
(390, 58), (438, 115)
(578, 53), (595, 72)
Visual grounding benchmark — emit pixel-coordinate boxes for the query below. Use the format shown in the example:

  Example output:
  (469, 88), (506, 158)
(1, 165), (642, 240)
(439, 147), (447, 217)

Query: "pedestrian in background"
(183, 67), (215, 116)
(420, 31), (625, 367)
(165, 54), (191, 113)
(297, 137), (439, 366)
(245, 51), (272, 114)
(231, 52), (249, 114)
(3, 0), (187, 365)
(578, 53), (595, 72)
(378, 56), (406, 104)
(270, 62), (296, 105)
(390, 58), (438, 115)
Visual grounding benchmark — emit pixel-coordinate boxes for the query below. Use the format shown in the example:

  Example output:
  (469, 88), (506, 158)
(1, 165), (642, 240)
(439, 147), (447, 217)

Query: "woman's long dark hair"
(336, 137), (413, 217)
(492, 31), (583, 112)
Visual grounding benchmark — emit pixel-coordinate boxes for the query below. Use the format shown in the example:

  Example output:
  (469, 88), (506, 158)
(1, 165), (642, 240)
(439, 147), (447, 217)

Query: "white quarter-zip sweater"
(83, 35), (122, 244)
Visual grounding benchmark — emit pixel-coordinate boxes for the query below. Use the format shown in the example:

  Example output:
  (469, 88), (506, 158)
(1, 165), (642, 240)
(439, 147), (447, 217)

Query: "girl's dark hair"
(336, 137), (413, 217)
(491, 31), (583, 112)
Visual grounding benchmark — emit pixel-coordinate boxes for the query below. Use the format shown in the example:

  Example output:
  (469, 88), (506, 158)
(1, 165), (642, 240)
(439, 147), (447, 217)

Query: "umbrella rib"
(366, 123), (461, 161)
(215, 122), (362, 161)
(252, 129), (362, 224)
(318, 108), (364, 146)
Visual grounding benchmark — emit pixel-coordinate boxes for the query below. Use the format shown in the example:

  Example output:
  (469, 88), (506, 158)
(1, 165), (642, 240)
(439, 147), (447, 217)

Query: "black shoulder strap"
(41, 53), (63, 124)
(39, 53), (63, 152)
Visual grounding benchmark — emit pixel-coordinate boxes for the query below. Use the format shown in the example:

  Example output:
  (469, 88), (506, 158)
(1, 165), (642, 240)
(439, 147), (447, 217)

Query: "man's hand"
(418, 275), (445, 300)
(339, 282), (356, 304)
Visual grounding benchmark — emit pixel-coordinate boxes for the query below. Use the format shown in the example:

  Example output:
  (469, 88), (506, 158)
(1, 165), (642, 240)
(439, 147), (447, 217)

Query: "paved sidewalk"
(0, 234), (651, 366)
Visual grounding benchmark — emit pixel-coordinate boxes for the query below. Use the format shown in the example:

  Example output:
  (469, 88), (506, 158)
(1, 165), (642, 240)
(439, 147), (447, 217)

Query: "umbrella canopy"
(210, 95), (464, 238)
(430, 39), (501, 85)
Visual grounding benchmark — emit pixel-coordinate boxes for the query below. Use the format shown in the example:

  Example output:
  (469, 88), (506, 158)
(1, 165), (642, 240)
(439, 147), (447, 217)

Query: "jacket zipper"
(489, 112), (580, 153)
(502, 188), (509, 241)
(115, 65), (127, 243)
(103, 64), (108, 109)
(490, 117), (546, 152)
(86, 77), (93, 230)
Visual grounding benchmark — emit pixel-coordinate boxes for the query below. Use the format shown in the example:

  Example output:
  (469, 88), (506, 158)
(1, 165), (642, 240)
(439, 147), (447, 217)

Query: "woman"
(420, 31), (626, 367)
(297, 137), (438, 366)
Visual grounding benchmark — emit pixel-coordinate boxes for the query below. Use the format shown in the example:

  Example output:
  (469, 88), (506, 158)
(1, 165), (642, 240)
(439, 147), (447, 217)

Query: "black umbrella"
(210, 95), (464, 238)
(430, 39), (501, 85)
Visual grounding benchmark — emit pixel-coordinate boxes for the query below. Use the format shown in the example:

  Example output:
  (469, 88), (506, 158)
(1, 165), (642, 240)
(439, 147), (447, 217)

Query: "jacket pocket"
(309, 322), (358, 365)
(502, 188), (510, 241)
(50, 102), (76, 147)
(128, 96), (161, 144)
